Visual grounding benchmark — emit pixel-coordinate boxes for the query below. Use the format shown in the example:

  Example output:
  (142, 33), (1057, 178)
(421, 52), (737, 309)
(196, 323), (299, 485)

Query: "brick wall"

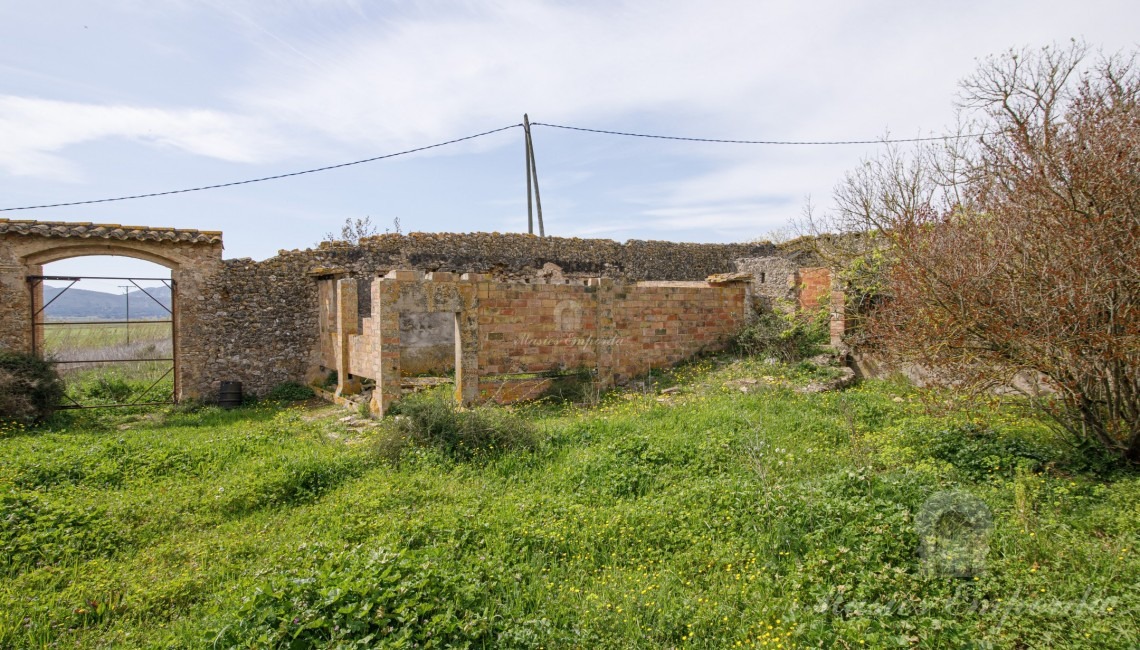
(798, 267), (831, 313)
(612, 282), (746, 383)
(477, 281), (599, 376)
(327, 272), (749, 410)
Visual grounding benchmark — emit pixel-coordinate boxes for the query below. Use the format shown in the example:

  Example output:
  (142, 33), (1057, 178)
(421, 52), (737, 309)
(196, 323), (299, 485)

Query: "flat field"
(1, 358), (1137, 648)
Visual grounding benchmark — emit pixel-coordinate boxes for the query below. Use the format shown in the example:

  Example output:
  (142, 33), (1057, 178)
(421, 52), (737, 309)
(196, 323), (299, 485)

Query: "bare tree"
(323, 216), (402, 244)
(821, 42), (1140, 462)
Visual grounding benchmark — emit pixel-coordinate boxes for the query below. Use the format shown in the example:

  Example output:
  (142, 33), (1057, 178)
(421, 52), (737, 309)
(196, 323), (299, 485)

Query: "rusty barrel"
(219, 381), (243, 409)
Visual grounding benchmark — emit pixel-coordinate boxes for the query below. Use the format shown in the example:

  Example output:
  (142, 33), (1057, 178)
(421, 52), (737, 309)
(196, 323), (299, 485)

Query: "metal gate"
(28, 274), (178, 409)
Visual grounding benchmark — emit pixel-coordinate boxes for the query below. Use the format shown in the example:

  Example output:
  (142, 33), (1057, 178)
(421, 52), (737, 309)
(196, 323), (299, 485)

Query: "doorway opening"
(398, 311), (457, 396)
(32, 257), (176, 408)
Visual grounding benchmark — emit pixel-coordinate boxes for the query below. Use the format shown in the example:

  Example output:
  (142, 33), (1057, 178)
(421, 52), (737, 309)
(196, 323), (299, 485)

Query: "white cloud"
(0, 96), (289, 179)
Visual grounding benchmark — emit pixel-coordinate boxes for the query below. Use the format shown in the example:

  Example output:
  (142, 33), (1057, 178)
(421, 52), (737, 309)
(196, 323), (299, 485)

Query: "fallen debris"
(796, 367), (857, 394)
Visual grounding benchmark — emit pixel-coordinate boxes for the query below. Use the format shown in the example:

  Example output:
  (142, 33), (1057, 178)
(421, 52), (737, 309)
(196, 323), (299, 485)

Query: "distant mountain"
(42, 286), (172, 321)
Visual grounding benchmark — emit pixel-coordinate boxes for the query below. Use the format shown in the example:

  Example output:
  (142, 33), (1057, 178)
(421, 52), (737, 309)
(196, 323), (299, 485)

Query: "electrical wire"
(0, 124), (522, 213)
(0, 119), (983, 214)
(532, 121), (982, 145)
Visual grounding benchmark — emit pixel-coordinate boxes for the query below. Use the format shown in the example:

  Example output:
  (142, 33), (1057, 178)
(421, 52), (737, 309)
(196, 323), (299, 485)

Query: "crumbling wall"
(220, 233), (772, 398)
(733, 256), (799, 309)
(329, 271), (749, 412)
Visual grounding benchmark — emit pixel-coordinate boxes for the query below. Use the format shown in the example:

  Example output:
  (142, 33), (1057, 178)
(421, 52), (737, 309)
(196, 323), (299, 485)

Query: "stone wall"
(6, 221), (840, 405)
(209, 233), (773, 398)
(733, 256), (799, 309)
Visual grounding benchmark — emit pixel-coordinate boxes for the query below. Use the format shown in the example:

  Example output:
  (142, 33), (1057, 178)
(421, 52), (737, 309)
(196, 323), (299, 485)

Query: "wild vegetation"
(804, 42), (1140, 462)
(1, 356), (1137, 648)
(0, 352), (65, 422)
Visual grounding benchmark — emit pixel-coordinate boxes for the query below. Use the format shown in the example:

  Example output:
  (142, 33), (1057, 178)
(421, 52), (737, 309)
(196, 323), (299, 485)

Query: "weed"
(733, 306), (828, 362)
(0, 360), (1137, 648)
(265, 381), (316, 402)
(381, 388), (539, 461)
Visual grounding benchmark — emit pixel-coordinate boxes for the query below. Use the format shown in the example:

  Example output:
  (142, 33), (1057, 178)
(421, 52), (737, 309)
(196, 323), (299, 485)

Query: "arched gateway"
(0, 219), (224, 400)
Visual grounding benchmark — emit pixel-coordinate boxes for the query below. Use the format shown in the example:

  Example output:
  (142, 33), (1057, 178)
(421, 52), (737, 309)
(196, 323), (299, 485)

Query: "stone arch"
(554, 299), (582, 332)
(0, 219), (225, 400)
(22, 243), (186, 269)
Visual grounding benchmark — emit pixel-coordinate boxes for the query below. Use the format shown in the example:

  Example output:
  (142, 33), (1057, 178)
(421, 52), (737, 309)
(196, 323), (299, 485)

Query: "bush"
(83, 376), (135, 403)
(0, 352), (65, 423)
(265, 381), (315, 402)
(382, 390), (539, 461)
(732, 306), (828, 362)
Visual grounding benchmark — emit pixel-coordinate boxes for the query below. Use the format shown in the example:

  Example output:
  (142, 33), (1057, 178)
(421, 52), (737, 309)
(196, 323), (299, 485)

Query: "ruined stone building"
(0, 219), (842, 413)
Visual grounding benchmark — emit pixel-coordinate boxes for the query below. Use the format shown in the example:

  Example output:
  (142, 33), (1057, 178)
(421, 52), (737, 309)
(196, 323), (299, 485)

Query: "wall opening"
(35, 256), (176, 407)
(398, 311), (457, 395)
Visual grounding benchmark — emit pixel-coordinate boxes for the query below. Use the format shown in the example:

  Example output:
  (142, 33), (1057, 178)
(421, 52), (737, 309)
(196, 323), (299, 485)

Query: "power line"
(532, 121), (983, 145)
(0, 124), (522, 213)
(0, 119), (984, 214)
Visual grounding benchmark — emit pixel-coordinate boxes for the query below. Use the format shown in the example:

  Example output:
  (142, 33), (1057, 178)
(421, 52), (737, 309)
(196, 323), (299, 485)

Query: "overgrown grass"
(0, 357), (1137, 648)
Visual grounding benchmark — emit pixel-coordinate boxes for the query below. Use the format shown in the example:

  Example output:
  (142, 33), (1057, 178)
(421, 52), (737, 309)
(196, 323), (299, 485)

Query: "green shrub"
(0, 352), (65, 423)
(732, 306), (828, 362)
(265, 381), (315, 402)
(383, 390), (539, 461)
(83, 376), (135, 403)
(906, 423), (1052, 480)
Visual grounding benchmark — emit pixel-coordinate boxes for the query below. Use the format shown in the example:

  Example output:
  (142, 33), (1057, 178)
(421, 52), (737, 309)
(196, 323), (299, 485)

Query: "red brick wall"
(477, 282), (599, 376)
(612, 283), (745, 383)
(798, 267), (831, 313)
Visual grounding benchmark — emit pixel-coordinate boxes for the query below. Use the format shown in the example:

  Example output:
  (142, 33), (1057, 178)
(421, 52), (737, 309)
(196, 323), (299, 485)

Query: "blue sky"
(3, 0), (1138, 289)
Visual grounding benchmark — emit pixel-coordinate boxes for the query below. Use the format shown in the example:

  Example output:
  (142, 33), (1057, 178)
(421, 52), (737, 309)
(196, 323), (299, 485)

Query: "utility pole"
(523, 114), (545, 237)
(119, 285), (131, 344)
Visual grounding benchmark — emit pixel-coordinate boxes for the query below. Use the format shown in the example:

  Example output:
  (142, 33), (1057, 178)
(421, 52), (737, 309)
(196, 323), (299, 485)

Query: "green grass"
(0, 357), (1137, 648)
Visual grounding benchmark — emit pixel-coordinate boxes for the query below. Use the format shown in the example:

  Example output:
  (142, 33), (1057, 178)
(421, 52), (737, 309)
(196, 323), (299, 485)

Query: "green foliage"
(0, 360), (1138, 648)
(916, 423), (1053, 480)
(83, 376), (135, 403)
(0, 352), (65, 423)
(732, 306), (829, 362)
(213, 547), (498, 648)
(0, 492), (126, 576)
(382, 389), (539, 461)
(265, 381), (316, 402)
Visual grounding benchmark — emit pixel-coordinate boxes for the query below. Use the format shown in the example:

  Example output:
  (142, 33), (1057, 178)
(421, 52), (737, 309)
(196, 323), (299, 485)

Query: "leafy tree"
(818, 42), (1140, 462)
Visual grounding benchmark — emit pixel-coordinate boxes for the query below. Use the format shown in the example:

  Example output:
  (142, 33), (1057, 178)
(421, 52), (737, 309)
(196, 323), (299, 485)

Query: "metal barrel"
(218, 381), (243, 409)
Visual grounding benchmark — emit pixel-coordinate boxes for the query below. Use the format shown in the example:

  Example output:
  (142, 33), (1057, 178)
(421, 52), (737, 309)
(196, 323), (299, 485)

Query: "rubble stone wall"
(268, 233), (772, 396)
